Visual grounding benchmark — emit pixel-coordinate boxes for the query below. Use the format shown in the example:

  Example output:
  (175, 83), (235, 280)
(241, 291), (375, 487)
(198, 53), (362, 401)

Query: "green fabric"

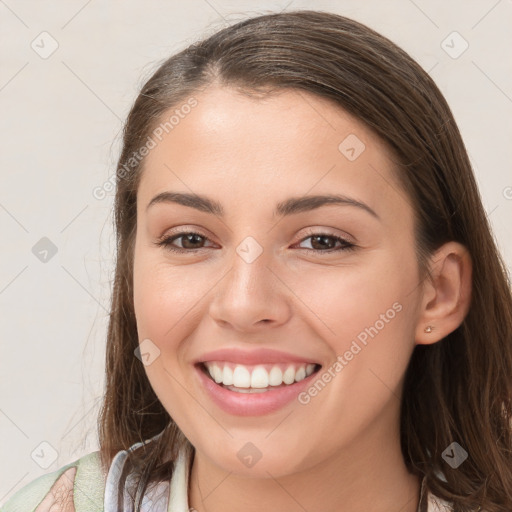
(1, 451), (105, 512)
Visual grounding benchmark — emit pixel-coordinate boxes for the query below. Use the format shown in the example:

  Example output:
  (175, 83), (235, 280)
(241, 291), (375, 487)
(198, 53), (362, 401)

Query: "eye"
(154, 230), (356, 254)
(294, 232), (356, 254)
(154, 231), (213, 253)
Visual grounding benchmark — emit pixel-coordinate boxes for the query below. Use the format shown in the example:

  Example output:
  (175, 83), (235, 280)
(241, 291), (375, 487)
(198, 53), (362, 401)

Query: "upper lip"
(195, 348), (321, 366)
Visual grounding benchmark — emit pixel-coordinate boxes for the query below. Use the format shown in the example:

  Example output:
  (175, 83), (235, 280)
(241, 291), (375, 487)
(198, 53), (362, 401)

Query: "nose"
(208, 246), (292, 334)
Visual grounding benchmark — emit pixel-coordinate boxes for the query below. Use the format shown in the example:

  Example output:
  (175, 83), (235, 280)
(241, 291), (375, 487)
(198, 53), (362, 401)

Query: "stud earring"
(424, 326), (433, 333)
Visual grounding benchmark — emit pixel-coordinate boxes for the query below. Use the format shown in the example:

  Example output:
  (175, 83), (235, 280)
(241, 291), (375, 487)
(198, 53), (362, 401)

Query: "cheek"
(291, 258), (417, 442)
(295, 255), (413, 341)
(293, 249), (418, 394)
(324, 251), (418, 392)
(132, 248), (207, 429)
(133, 249), (210, 352)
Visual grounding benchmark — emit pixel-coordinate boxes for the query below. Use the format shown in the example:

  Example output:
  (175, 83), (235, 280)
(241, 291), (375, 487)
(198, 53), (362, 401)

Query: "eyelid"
(156, 225), (216, 244)
(298, 226), (355, 245)
(157, 225), (354, 244)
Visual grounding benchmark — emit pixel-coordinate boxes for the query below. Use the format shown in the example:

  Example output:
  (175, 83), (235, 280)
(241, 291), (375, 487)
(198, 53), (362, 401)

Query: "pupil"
(312, 235), (332, 250)
(184, 234), (202, 248)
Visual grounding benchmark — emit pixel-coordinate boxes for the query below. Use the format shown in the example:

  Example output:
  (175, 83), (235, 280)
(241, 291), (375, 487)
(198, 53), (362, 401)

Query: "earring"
(424, 326), (433, 333)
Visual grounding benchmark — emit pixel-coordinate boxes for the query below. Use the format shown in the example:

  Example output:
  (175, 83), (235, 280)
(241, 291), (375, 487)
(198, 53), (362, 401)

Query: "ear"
(415, 241), (473, 345)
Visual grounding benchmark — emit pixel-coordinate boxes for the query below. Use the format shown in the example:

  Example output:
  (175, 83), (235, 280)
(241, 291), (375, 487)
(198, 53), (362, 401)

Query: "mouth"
(197, 361), (322, 394)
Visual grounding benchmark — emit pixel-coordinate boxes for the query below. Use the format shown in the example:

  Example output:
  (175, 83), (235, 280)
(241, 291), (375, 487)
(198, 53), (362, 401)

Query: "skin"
(131, 85), (472, 512)
(34, 467), (76, 512)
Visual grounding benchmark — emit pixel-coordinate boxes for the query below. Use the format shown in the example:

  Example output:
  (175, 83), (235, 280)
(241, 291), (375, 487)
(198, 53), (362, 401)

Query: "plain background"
(1, 0), (511, 505)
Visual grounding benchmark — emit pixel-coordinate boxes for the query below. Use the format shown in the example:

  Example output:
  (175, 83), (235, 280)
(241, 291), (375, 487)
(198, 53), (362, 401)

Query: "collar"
(167, 445), (191, 512)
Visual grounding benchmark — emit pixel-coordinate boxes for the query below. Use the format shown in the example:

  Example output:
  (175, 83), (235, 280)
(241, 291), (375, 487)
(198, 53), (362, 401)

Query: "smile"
(201, 361), (320, 392)
(195, 360), (322, 416)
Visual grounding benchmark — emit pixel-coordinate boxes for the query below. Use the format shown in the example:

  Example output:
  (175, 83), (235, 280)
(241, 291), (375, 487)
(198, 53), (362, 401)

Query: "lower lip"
(194, 364), (320, 416)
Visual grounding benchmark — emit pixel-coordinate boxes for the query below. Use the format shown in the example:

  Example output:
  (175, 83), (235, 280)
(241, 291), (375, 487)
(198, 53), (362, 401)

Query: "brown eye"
(154, 230), (356, 255)
(155, 231), (213, 253)
(296, 233), (356, 254)
(175, 233), (206, 249)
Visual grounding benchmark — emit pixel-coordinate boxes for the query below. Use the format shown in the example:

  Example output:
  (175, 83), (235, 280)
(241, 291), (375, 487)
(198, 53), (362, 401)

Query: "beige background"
(1, 0), (511, 505)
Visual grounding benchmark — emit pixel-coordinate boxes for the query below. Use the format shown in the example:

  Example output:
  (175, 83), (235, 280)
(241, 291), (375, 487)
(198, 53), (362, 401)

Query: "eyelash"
(154, 229), (356, 255)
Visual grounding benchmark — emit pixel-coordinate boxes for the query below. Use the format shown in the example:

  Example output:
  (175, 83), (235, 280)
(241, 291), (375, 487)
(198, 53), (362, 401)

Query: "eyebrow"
(146, 191), (380, 220)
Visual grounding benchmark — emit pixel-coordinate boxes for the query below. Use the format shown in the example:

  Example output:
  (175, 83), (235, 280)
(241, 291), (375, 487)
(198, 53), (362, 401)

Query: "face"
(133, 85), (424, 478)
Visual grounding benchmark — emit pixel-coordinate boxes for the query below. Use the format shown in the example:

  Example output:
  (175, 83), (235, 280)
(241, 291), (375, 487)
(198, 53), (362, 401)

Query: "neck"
(187, 413), (422, 512)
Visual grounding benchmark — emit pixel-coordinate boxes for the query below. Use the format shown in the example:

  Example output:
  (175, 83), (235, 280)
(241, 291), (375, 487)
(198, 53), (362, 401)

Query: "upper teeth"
(203, 362), (317, 388)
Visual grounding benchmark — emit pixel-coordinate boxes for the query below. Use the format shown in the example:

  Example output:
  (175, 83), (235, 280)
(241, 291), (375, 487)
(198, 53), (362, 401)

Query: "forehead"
(137, 86), (410, 221)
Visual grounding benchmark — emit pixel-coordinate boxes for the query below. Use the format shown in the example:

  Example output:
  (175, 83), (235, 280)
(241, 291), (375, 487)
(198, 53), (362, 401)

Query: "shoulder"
(0, 451), (106, 512)
(427, 490), (454, 511)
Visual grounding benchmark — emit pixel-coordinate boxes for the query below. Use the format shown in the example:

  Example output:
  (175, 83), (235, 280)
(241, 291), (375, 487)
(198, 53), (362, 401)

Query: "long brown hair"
(97, 10), (512, 511)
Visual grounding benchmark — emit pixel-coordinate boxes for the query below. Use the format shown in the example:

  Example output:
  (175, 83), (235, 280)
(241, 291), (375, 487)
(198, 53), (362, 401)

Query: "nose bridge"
(223, 234), (273, 303)
(208, 234), (290, 330)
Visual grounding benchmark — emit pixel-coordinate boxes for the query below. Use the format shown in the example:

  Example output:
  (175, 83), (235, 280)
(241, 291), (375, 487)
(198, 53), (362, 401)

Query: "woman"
(3, 10), (511, 512)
